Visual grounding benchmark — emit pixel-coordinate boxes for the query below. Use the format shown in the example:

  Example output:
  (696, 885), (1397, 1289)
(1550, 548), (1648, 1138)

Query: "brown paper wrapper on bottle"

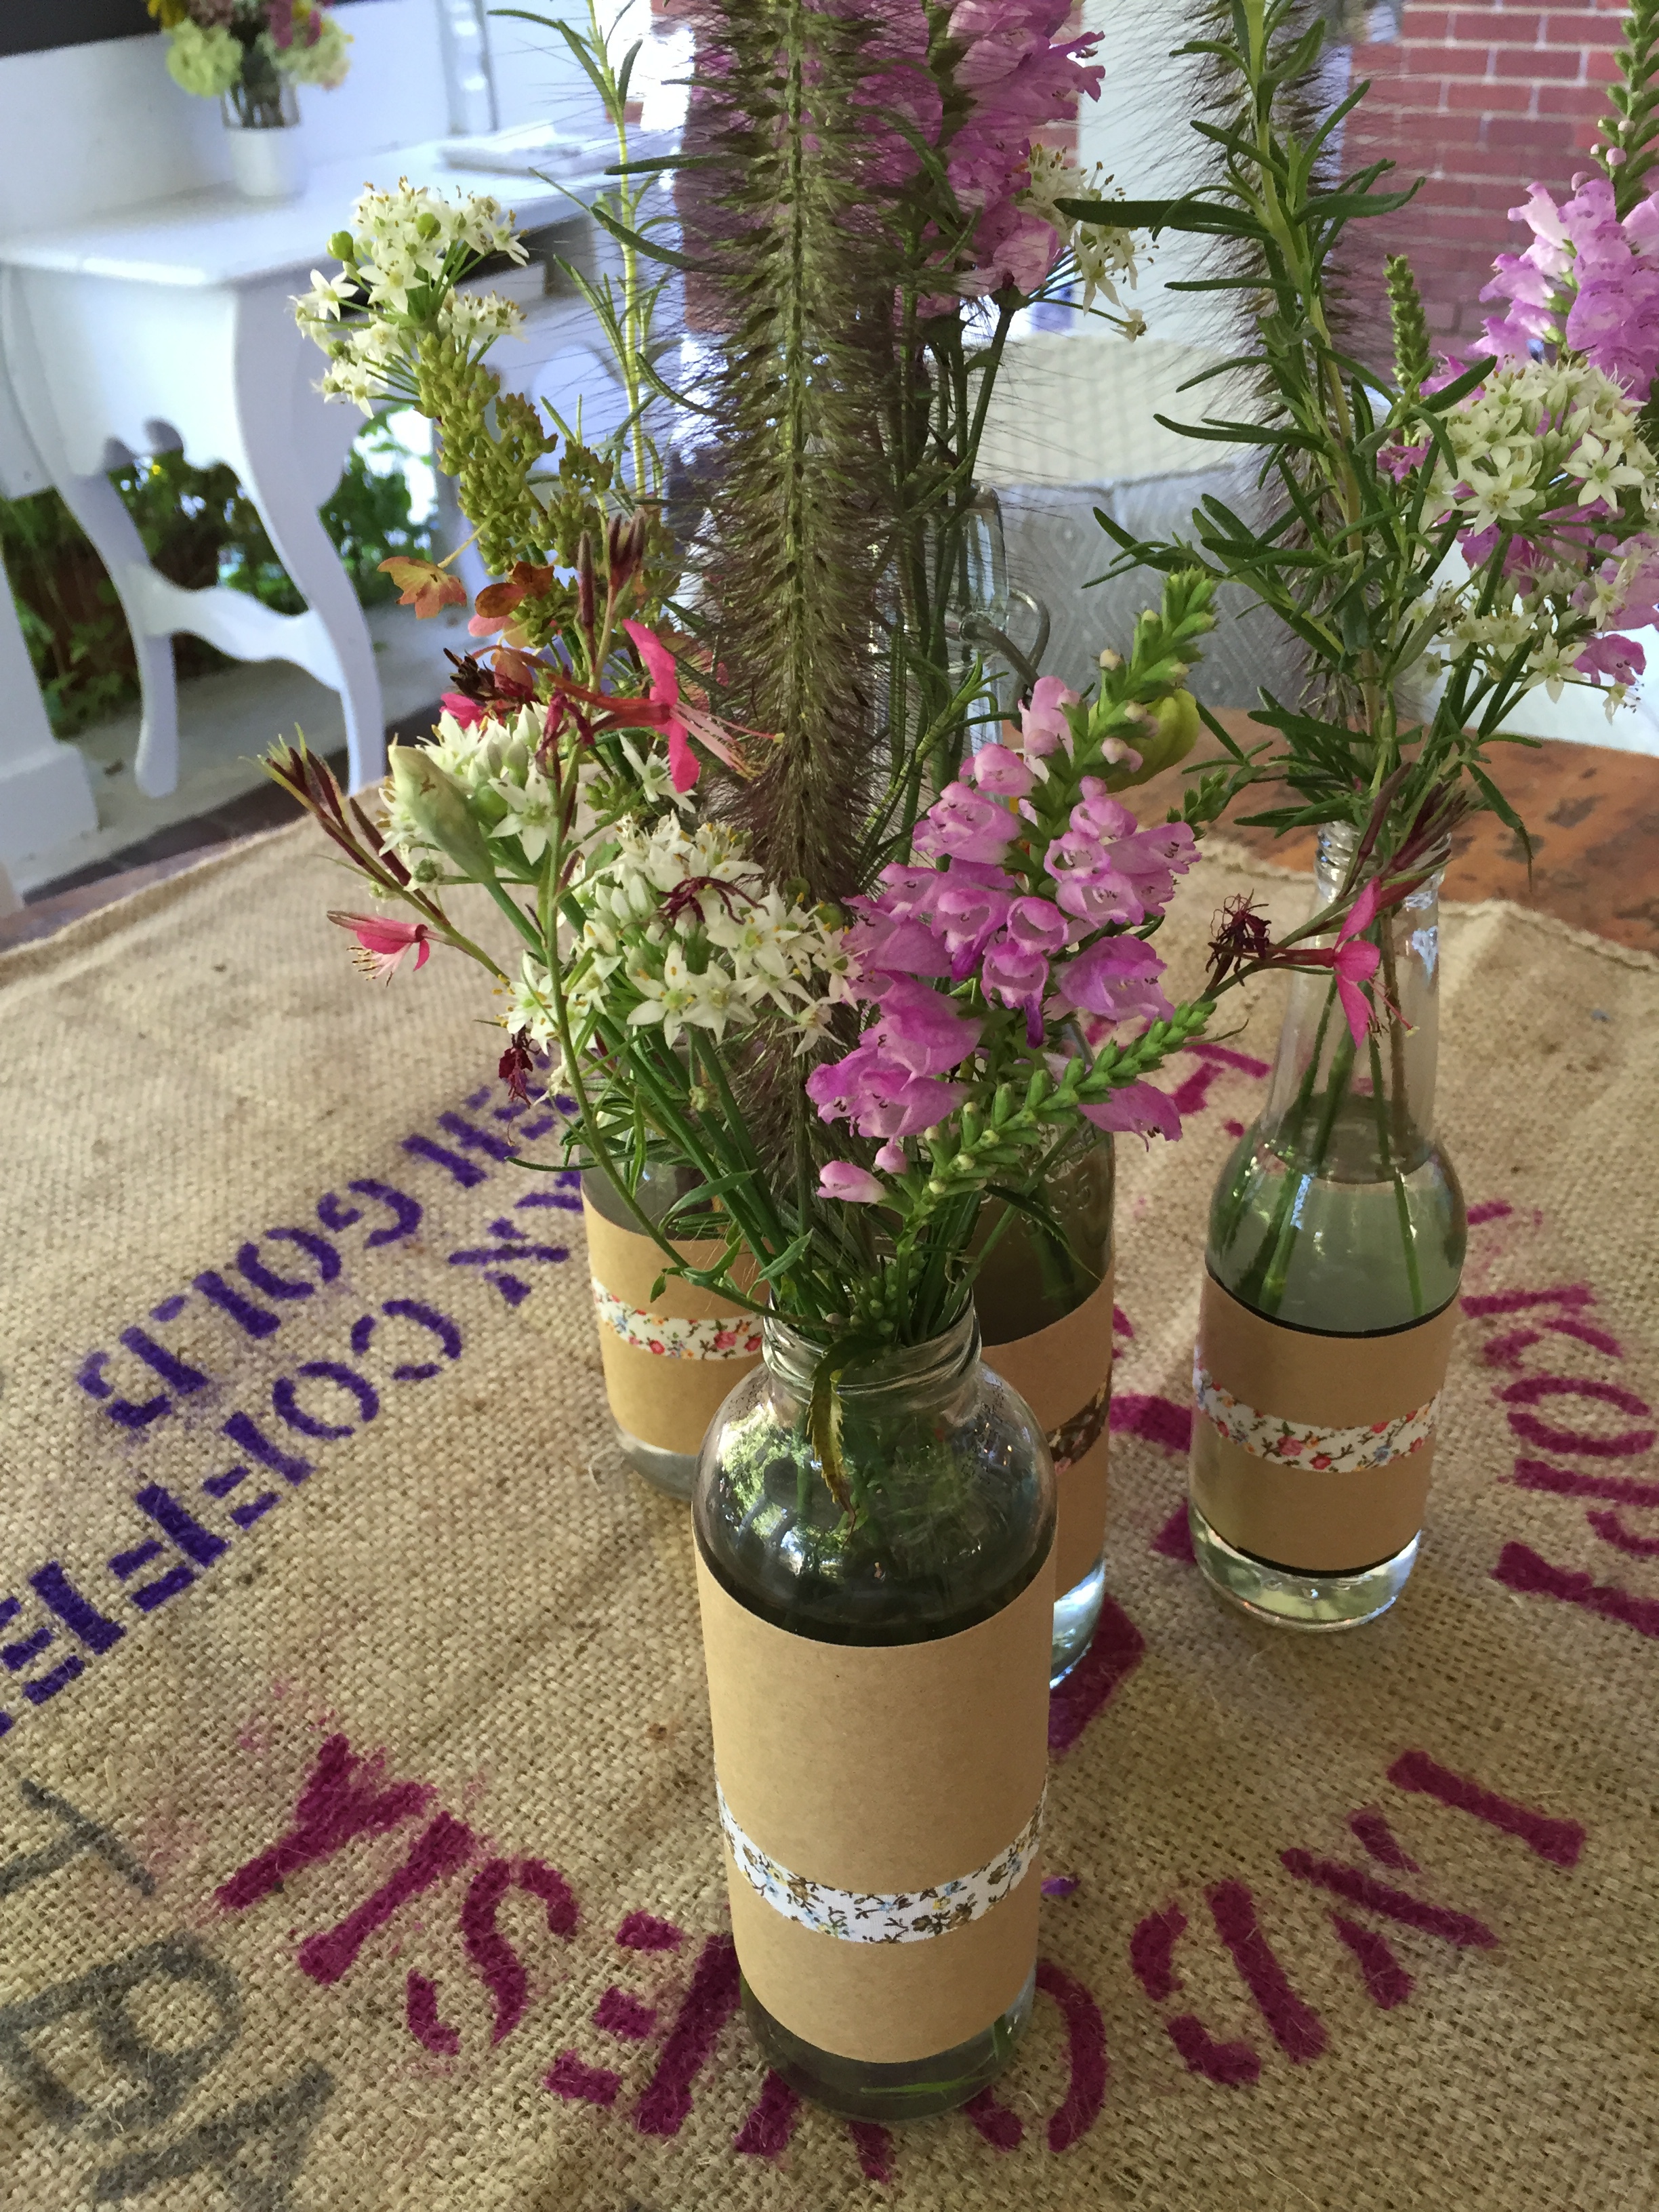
(694, 1549), (1054, 2064)
(583, 1197), (761, 1456)
(981, 1269), (1113, 1595)
(1189, 1274), (1459, 1573)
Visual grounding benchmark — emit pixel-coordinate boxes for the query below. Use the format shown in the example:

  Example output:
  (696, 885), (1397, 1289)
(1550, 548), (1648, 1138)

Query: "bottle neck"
(1258, 824), (1450, 1179)
(761, 1305), (981, 1414)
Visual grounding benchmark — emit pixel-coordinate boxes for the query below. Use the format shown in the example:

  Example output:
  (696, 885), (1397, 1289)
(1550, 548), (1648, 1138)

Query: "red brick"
(1455, 7), (1540, 35)
(1536, 79), (1612, 111)
(1409, 8), (1455, 36)
(1541, 10), (1620, 37)
(1494, 43), (1583, 71)
(1444, 78), (1538, 110)
(1404, 39), (1494, 70)
(1361, 79), (1452, 117)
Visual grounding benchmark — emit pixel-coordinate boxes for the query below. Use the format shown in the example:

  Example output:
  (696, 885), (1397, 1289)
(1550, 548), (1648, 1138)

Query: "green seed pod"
(328, 230), (357, 264)
(388, 744), (497, 878)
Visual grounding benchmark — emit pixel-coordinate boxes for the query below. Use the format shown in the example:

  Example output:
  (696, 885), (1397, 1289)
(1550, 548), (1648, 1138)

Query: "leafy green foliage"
(1063, 0), (1547, 850)
(1595, 0), (1659, 215)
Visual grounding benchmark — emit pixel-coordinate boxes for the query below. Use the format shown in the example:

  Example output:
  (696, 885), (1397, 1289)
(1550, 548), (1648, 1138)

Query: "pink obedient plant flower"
(330, 909), (434, 983)
(807, 682), (1196, 1195)
(819, 1162), (886, 1205)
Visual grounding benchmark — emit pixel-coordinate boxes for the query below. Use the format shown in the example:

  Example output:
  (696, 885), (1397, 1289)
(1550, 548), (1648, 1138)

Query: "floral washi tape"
(1192, 1353), (1439, 1474)
(590, 1278), (764, 1361)
(1048, 1382), (1110, 1477)
(716, 1784), (1045, 1944)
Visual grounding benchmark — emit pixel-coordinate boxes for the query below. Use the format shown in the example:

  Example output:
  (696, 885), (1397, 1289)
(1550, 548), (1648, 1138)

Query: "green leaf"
(587, 199), (704, 273)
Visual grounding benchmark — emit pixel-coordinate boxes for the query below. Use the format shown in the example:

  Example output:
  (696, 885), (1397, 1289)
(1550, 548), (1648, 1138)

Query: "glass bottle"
(973, 1138), (1115, 1683)
(582, 1156), (762, 1500)
(1190, 825), (1465, 1628)
(695, 1306), (1054, 2121)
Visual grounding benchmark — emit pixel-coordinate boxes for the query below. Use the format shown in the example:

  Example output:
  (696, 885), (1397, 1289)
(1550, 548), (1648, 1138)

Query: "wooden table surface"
(1164, 716), (1659, 959)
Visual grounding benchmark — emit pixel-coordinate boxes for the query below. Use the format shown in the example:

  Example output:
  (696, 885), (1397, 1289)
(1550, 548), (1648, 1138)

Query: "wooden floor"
(1161, 716), (1659, 957)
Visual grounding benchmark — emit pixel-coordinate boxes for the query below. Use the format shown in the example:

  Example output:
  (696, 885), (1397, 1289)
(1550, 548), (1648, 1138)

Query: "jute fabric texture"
(0, 821), (1653, 2211)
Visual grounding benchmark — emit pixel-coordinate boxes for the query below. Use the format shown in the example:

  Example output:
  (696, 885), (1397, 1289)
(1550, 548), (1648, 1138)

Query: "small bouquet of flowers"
(148, 0), (352, 121)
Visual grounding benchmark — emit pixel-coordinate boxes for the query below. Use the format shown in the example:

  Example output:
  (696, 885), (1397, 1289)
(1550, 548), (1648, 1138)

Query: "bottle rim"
(760, 1302), (981, 1401)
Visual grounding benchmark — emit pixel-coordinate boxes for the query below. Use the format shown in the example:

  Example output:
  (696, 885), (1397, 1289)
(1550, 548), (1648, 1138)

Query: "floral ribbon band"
(590, 1278), (764, 1361)
(1049, 1382), (1110, 1478)
(1193, 1353), (1439, 1474)
(716, 1783), (1045, 1944)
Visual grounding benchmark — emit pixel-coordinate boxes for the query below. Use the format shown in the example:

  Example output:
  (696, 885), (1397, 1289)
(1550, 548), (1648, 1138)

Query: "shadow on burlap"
(0, 821), (1653, 2211)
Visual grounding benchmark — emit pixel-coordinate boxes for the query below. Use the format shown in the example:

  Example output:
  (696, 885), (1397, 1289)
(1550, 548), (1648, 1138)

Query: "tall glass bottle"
(582, 1158), (762, 1499)
(974, 1138), (1115, 1683)
(695, 1307), (1054, 2120)
(1189, 827), (1465, 1629)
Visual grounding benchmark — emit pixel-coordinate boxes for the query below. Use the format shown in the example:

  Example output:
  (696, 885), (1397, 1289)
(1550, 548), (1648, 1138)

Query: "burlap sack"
(0, 821), (1653, 2211)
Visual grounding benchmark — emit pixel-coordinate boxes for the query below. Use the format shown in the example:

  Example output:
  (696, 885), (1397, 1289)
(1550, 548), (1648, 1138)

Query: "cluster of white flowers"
(1430, 360), (1659, 535)
(524, 816), (851, 1052)
(380, 705), (693, 884)
(1022, 148), (1143, 327)
(293, 182), (527, 413)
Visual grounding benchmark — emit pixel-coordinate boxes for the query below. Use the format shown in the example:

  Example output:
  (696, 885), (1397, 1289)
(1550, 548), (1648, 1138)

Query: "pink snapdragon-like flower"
(1575, 631), (1645, 684)
(805, 1040), (962, 1138)
(1052, 932), (1173, 1025)
(1480, 174), (1659, 403)
(966, 742), (1036, 797)
(874, 977), (985, 1073)
(329, 909), (434, 983)
(845, 909), (953, 986)
(1378, 441), (1430, 484)
(1082, 1079), (1181, 1146)
(819, 1161), (886, 1205)
(982, 939), (1050, 1040)
(912, 781), (1017, 864)
(1004, 895), (1070, 958)
(935, 874), (1017, 976)
(1017, 675), (1080, 757)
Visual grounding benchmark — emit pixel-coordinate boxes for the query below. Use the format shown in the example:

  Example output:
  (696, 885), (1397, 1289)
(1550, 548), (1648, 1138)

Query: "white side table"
(0, 356), (98, 876)
(0, 145), (594, 800)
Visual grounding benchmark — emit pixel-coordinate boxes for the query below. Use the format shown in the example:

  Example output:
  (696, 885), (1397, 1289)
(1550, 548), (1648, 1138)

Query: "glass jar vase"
(1189, 826), (1465, 1629)
(221, 71), (303, 202)
(694, 1306), (1055, 2121)
(974, 1137), (1115, 1683)
(582, 1158), (762, 1500)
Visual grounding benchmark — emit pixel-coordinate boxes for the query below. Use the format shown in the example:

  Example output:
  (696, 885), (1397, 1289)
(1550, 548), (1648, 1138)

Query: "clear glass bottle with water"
(974, 1137), (1115, 1682)
(695, 1306), (1054, 2120)
(1189, 825), (1465, 1628)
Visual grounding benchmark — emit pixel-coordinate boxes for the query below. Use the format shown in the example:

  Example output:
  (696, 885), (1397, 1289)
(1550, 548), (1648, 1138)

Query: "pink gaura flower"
(622, 619), (698, 792)
(1286, 880), (1384, 1047)
(329, 909), (434, 983)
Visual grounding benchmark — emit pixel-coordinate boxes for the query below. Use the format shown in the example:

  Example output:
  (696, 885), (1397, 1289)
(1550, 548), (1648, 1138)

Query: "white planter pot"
(224, 121), (306, 201)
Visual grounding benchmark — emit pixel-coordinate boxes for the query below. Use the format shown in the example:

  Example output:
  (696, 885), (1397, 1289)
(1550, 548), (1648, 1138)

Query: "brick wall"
(1340, 0), (1626, 362)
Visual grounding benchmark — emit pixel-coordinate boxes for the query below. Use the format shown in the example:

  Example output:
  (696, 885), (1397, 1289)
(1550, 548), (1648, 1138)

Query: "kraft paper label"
(582, 1197), (761, 1456)
(983, 1269), (1113, 1593)
(1189, 1274), (1458, 1573)
(693, 1547), (1055, 2063)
